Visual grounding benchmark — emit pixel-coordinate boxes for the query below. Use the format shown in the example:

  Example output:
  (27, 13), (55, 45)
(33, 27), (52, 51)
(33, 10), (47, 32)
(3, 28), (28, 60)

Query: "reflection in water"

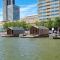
(0, 37), (60, 60)
(3, 38), (41, 60)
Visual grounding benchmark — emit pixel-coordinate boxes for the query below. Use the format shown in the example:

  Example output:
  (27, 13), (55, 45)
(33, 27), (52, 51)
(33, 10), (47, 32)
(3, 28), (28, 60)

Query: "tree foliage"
(45, 19), (53, 29)
(53, 17), (60, 28)
(3, 21), (32, 30)
(3, 17), (60, 30)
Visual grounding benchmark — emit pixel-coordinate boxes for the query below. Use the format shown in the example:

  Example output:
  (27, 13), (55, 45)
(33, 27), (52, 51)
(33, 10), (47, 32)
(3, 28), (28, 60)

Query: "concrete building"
(38, 0), (60, 20)
(21, 15), (39, 24)
(3, 0), (20, 21)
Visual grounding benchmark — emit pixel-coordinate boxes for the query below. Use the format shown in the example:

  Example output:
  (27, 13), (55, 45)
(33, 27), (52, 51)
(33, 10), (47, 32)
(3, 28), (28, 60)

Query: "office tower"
(7, 0), (15, 5)
(3, 0), (8, 21)
(38, 0), (60, 20)
(8, 5), (20, 21)
(3, 0), (20, 21)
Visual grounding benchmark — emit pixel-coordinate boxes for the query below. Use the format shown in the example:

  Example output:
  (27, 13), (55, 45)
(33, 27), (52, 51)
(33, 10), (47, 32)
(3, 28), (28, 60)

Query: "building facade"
(30, 26), (49, 36)
(8, 5), (20, 21)
(38, 0), (60, 20)
(3, 0), (20, 21)
(21, 15), (39, 24)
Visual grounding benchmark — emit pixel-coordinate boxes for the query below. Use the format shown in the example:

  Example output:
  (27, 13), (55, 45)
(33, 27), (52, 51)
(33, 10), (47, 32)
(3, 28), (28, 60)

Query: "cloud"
(0, 3), (38, 21)
(20, 4), (37, 18)
(0, 9), (3, 21)
(20, 4), (37, 12)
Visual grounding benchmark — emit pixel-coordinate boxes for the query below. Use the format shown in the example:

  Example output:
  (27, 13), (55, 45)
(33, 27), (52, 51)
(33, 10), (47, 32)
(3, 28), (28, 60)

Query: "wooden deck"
(20, 35), (39, 38)
(53, 36), (60, 39)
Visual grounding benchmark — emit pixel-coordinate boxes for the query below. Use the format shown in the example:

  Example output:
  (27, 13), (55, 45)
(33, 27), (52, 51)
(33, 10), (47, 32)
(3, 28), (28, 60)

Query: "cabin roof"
(8, 27), (24, 30)
(32, 26), (48, 29)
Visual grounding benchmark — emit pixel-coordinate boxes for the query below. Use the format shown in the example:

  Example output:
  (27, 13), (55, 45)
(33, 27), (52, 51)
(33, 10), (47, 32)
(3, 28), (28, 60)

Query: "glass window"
(39, 10), (46, 14)
(7, 0), (15, 5)
(51, 14), (59, 16)
(51, 10), (59, 12)
(7, 0), (11, 5)
(50, 0), (59, 2)
(39, 1), (46, 4)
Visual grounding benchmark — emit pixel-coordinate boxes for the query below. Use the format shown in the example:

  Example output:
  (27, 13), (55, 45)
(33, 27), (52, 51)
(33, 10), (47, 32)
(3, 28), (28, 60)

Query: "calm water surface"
(0, 37), (60, 60)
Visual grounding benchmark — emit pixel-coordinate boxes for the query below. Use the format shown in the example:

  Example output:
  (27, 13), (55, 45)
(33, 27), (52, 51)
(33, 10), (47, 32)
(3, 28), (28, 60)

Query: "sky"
(0, 0), (38, 21)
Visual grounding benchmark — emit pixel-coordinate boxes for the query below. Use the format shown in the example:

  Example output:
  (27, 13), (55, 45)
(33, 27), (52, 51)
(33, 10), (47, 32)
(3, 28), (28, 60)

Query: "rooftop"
(32, 26), (48, 29)
(8, 27), (24, 30)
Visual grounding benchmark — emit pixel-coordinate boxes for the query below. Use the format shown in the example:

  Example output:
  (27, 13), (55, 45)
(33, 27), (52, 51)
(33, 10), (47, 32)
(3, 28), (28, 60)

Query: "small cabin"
(30, 26), (49, 36)
(7, 27), (25, 37)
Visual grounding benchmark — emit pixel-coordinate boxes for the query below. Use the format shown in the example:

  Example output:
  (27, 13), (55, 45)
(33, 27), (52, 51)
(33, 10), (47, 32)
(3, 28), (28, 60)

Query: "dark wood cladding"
(30, 26), (49, 36)
(7, 27), (25, 36)
(7, 28), (13, 35)
(30, 26), (39, 35)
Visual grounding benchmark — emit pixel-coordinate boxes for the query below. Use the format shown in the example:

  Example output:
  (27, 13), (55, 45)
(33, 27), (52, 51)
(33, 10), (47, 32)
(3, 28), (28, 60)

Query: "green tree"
(35, 21), (40, 26)
(45, 19), (53, 30)
(3, 22), (13, 29)
(3, 21), (34, 30)
(53, 17), (60, 28)
(26, 23), (32, 29)
(40, 21), (45, 26)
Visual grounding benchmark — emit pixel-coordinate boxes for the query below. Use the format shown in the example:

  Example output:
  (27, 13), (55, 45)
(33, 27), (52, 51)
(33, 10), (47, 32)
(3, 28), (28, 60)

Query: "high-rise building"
(38, 0), (60, 20)
(8, 5), (20, 21)
(3, 0), (20, 21)
(3, 0), (8, 21)
(7, 0), (15, 5)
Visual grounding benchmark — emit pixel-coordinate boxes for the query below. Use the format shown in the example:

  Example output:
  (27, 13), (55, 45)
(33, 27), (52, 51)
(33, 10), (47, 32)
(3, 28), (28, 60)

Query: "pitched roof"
(38, 26), (48, 29)
(32, 26), (48, 29)
(8, 27), (24, 30)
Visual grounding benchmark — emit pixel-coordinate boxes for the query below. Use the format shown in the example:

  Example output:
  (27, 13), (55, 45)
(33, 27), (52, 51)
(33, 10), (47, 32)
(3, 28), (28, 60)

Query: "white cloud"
(0, 9), (3, 21)
(0, 3), (38, 21)
(20, 4), (37, 12)
(20, 4), (37, 18)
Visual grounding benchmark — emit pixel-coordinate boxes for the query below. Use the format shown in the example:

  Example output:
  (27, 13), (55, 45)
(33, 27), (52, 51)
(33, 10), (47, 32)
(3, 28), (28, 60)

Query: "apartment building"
(38, 0), (60, 20)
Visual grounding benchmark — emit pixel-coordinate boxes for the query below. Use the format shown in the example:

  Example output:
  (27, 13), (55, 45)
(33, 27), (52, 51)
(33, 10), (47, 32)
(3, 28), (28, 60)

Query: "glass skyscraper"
(38, 0), (60, 20)
(7, 0), (15, 5)
(3, 0), (20, 21)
